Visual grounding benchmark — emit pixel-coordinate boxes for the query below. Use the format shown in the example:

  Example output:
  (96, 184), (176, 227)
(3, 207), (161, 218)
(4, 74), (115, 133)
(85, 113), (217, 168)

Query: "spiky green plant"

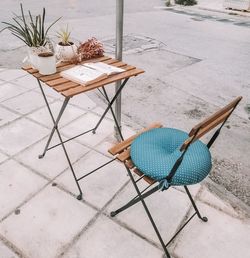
(56, 25), (72, 46)
(1, 3), (61, 47)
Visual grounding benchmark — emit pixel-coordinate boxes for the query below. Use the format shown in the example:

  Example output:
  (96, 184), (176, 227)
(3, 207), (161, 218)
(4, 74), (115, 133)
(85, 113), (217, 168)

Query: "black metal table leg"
(38, 80), (69, 159)
(92, 78), (129, 136)
(101, 87), (124, 141)
(37, 79), (83, 199)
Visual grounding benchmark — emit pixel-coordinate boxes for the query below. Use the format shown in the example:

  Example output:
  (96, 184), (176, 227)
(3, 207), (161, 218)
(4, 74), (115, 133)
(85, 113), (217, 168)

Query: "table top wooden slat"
(46, 60), (130, 88)
(52, 63), (134, 92)
(39, 58), (119, 83)
(61, 67), (144, 97)
(22, 56), (144, 98)
(23, 56), (112, 76)
(43, 58), (127, 85)
(51, 60), (131, 92)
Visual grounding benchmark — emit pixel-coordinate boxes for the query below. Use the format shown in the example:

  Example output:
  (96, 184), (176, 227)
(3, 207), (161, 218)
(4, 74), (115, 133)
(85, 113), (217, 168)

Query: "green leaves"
(1, 3), (61, 47)
(56, 24), (72, 46)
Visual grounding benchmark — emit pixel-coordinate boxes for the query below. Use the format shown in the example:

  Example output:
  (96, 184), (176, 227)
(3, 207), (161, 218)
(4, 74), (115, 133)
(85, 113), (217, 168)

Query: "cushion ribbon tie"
(159, 179), (170, 191)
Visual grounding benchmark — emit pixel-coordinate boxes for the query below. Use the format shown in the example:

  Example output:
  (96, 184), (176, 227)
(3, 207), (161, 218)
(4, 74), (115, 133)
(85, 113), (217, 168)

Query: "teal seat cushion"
(130, 128), (212, 186)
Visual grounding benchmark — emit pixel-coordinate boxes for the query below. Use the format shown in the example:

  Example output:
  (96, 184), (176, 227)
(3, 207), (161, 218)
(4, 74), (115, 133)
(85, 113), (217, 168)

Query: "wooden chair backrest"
(180, 96), (242, 151)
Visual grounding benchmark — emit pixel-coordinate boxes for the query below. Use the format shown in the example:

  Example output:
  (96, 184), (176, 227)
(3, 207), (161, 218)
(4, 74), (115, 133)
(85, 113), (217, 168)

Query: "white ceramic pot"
(55, 42), (77, 62)
(37, 53), (57, 75)
(27, 46), (47, 69)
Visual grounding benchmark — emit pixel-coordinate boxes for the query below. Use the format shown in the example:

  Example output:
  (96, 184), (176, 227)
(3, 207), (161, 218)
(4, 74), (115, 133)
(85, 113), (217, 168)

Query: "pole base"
(110, 211), (118, 217)
(201, 216), (208, 222)
(77, 194), (82, 200)
(38, 154), (44, 159)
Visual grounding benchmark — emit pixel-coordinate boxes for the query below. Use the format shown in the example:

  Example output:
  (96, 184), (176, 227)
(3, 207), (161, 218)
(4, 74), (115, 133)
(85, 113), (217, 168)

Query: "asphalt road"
(0, 0), (249, 209)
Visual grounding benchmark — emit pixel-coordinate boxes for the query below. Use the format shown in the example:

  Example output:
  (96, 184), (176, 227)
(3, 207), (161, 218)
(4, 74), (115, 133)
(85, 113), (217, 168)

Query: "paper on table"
(84, 62), (125, 76)
(60, 65), (108, 86)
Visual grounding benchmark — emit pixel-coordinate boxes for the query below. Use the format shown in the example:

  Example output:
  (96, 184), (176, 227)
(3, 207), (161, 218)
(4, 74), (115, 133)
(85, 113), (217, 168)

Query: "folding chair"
(108, 96), (242, 258)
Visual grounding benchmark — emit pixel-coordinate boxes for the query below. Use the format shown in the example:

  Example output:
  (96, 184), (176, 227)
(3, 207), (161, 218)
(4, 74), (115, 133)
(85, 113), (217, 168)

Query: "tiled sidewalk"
(0, 69), (249, 258)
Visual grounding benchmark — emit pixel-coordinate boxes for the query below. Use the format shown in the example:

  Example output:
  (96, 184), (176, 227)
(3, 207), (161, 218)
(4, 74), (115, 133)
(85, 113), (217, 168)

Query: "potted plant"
(1, 3), (61, 68)
(55, 25), (77, 62)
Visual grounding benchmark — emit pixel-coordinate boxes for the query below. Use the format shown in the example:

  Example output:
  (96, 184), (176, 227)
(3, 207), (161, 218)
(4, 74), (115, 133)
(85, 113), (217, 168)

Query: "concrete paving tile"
(69, 93), (97, 110)
(61, 113), (114, 147)
(56, 150), (129, 209)
(0, 152), (8, 164)
(0, 241), (19, 258)
(0, 106), (19, 127)
(0, 186), (96, 258)
(198, 187), (239, 217)
(173, 184), (202, 197)
(0, 159), (47, 219)
(0, 118), (49, 155)
(92, 106), (113, 119)
(16, 136), (90, 179)
(12, 74), (38, 90)
(121, 125), (137, 138)
(173, 203), (250, 258)
(95, 125), (146, 160)
(105, 182), (191, 244)
(94, 136), (117, 157)
(0, 69), (26, 81)
(2, 91), (53, 115)
(63, 215), (164, 258)
(28, 101), (86, 128)
(0, 83), (28, 103)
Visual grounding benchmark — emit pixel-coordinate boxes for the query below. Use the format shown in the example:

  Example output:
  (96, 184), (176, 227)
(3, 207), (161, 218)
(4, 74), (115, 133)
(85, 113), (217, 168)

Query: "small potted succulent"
(55, 25), (77, 62)
(1, 3), (61, 68)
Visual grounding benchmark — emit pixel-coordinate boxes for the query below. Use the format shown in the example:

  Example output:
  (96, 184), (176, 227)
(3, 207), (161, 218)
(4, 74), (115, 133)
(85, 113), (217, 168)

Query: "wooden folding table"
(22, 56), (144, 199)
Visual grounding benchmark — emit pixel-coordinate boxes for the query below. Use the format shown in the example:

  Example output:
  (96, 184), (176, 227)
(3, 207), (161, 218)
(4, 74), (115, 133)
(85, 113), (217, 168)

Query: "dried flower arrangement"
(71, 37), (104, 64)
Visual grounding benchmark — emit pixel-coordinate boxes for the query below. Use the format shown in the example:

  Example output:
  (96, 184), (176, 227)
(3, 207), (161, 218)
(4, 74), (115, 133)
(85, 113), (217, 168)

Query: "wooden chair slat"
(61, 68), (144, 97)
(189, 96), (242, 136)
(181, 109), (232, 151)
(117, 149), (131, 162)
(109, 122), (163, 155)
(125, 159), (135, 169)
(133, 168), (156, 185)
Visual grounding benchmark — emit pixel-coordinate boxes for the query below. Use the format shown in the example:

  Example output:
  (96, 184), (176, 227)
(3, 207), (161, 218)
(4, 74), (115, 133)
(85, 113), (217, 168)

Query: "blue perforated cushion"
(131, 128), (212, 186)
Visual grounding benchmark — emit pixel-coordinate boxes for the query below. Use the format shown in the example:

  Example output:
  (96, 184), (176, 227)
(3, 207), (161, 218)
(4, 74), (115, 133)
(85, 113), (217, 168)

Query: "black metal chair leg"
(117, 166), (171, 258)
(184, 185), (208, 222)
(111, 184), (159, 217)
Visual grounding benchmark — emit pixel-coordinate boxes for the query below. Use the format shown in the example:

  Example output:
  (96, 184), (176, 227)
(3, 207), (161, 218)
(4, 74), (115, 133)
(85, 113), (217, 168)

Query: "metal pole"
(114, 0), (124, 141)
